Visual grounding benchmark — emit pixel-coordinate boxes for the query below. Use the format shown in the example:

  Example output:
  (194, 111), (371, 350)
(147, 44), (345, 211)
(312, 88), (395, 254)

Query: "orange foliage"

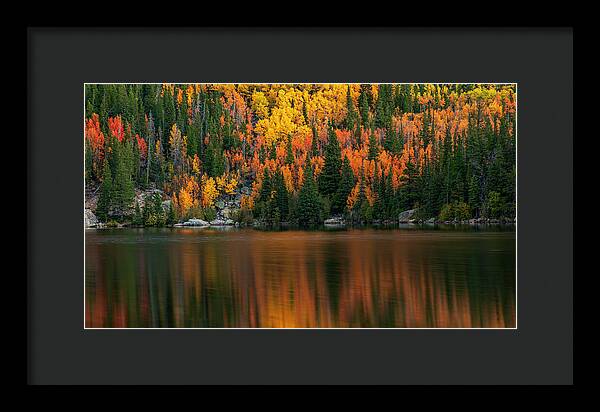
(85, 114), (105, 176)
(108, 115), (125, 142)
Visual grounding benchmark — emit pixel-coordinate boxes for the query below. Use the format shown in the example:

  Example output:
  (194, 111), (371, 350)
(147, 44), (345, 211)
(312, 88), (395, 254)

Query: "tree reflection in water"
(85, 228), (515, 328)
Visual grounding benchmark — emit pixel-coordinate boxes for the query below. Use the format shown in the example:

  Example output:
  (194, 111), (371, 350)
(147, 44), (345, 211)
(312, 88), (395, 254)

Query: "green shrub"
(439, 203), (454, 221)
(106, 219), (119, 228)
(203, 207), (217, 222)
(486, 191), (504, 219)
(454, 202), (470, 221)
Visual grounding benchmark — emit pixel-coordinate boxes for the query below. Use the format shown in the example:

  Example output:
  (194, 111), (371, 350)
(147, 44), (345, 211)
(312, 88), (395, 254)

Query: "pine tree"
(399, 154), (419, 211)
(142, 194), (152, 225)
(311, 124), (319, 157)
(374, 84), (389, 129)
(96, 160), (112, 222)
(298, 163), (321, 228)
(152, 193), (165, 226)
(166, 202), (176, 225)
(383, 168), (395, 220)
(358, 85), (370, 128)
(353, 168), (372, 224)
(372, 165), (384, 220)
(345, 84), (357, 131)
(368, 132), (379, 161)
(318, 123), (342, 196)
(285, 136), (294, 165)
(333, 156), (355, 215)
(259, 169), (272, 202)
(111, 142), (135, 217)
(145, 113), (155, 187)
(132, 200), (143, 226)
(273, 170), (289, 222)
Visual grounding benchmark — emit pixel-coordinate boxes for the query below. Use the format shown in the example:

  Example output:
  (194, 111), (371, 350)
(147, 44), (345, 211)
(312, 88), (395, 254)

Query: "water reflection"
(85, 228), (516, 328)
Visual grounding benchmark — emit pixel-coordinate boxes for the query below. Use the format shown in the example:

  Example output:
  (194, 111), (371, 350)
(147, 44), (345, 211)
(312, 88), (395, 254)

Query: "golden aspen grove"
(84, 83), (516, 228)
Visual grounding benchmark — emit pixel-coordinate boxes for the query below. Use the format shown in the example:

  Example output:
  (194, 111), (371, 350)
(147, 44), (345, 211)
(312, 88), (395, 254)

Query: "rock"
(425, 217), (436, 224)
(188, 218), (209, 226)
(221, 207), (240, 220)
(161, 200), (172, 211)
(210, 219), (226, 226)
(324, 216), (345, 225)
(84, 208), (98, 228)
(225, 219), (235, 226)
(398, 209), (417, 223)
(134, 188), (165, 208)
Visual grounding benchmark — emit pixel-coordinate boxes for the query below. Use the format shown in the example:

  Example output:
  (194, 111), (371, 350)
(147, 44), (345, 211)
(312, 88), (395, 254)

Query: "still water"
(85, 227), (516, 328)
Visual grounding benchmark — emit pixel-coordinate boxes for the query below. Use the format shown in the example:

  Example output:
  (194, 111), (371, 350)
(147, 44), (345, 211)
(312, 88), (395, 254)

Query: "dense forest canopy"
(84, 83), (516, 227)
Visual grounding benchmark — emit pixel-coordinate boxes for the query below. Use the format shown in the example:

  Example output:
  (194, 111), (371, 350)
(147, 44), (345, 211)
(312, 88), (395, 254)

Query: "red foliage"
(108, 115), (125, 142)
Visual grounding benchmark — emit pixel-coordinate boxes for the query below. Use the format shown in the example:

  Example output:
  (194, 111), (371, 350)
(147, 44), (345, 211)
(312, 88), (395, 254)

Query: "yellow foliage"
(215, 173), (238, 195)
(347, 183), (360, 210)
(201, 174), (219, 208)
(192, 154), (201, 175)
(176, 175), (200, 216)
(251, 91), (269, 119)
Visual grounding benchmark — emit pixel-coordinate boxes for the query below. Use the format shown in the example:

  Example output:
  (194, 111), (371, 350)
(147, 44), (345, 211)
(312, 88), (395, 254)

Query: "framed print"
(27, 27), (573, 385)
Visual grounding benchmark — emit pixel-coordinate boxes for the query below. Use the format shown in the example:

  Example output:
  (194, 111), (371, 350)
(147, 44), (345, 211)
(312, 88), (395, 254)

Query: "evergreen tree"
(96, 160), (112, 222)
(204, 138), (225, 177)
(332, 156), (355, 215)
(132, 200), (143, 226)
(166, 201), (176, 225)
(383, 168), (395, 220)
(399, 153), (419, 211)
(352, 168), (372, 224)
(259, 169), (272, 203)
(358, 84), (370, 128)
(285, 136), (294, 165)
(374, 84), (391, 129)
(311, 124), (319, 157)
(372, 165), (384, 220)
(142, 194), (152, 225)
(298, 163), (321, 228)
(111, 142), (135, 217)
(273, 170), (289, 222)
(368, 132), (379, 161)
(345, 84), (357, 131)
(318, 123), (342, 196)
(152, 193), (165, 226)
(146, 112), (155, 187)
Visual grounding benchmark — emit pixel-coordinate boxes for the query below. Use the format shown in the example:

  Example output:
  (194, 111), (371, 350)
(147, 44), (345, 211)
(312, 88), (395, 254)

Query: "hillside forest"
(84, 83), (516, 228)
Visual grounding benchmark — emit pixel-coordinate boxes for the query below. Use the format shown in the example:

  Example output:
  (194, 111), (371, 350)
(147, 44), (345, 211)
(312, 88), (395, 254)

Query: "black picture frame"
(26, 27), (573, 386)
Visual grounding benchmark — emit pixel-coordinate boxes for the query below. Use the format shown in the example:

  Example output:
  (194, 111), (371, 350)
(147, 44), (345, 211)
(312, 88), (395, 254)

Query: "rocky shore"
(85, 186), (516, 231)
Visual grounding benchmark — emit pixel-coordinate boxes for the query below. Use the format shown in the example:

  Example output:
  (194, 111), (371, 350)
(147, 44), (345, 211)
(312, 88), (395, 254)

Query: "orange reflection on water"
(85, 228), (515, 328)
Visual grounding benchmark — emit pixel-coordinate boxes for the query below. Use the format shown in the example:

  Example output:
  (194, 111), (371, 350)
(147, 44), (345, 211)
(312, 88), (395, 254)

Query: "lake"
(85, 226), (516, 328)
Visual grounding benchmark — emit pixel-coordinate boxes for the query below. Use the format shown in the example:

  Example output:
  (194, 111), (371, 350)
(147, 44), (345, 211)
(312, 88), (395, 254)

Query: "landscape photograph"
(84, 83), (516, 328)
